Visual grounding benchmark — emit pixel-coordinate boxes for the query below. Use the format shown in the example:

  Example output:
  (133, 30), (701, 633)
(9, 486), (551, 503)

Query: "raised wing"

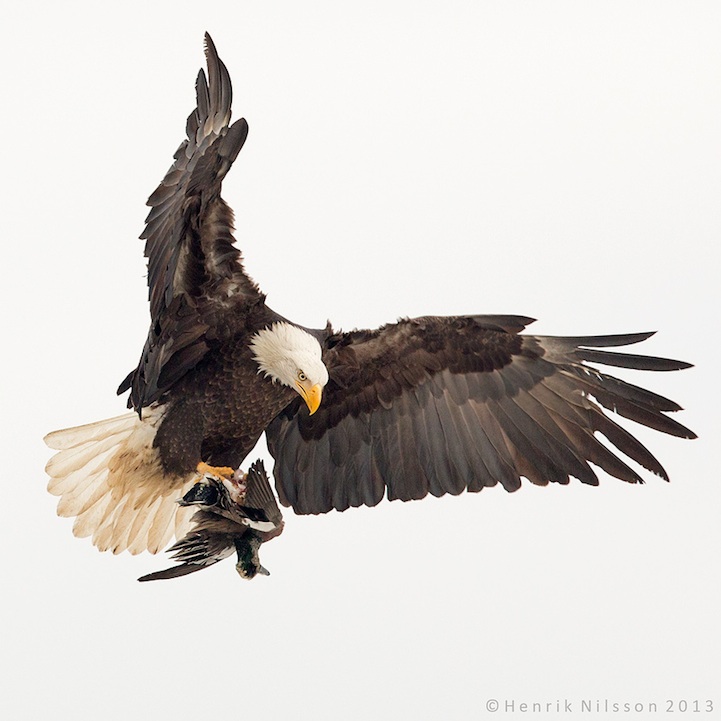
(119, 33), (261, 411)
(266, 315), (695, 515)
(242, 460), (285, 529)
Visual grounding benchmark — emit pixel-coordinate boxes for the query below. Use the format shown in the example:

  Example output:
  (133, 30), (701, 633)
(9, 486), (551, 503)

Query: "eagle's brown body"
(147, 305), (297, 476)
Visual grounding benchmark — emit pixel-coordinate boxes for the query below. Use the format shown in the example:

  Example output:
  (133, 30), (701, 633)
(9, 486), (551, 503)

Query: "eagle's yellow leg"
(196, 462), (235, 480)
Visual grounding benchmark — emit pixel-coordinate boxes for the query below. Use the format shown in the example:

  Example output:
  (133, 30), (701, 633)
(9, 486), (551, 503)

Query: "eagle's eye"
(297, 371), (307, 382)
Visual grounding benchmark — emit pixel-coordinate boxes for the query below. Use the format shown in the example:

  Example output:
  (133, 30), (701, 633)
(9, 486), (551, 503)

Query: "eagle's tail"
(44, 410), (196, 555)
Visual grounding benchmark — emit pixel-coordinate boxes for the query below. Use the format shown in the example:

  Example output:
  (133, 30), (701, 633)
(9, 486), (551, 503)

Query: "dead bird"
(138, 460), (283, 581)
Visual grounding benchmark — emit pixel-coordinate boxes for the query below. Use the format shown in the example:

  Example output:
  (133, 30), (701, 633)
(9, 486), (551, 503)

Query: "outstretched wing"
(266, 315), (695, 515)
(119, 33), (261, 411)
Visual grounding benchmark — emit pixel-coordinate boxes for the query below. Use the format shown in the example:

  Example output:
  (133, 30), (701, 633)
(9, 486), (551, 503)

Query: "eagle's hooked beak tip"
(297, 382), (323, 415)
(306, 383), (322, 415)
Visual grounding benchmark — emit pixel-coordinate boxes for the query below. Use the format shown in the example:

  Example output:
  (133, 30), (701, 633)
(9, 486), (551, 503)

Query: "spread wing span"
(119, 33), (260, 411)
(267, 315), (694, 515)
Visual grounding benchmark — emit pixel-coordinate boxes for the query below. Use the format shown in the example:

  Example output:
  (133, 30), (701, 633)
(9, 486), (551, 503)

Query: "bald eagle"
(44, 34), (694, 572)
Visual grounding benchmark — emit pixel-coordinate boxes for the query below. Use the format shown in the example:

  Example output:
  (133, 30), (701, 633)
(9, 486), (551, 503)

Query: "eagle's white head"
(250, 322), (329, 415)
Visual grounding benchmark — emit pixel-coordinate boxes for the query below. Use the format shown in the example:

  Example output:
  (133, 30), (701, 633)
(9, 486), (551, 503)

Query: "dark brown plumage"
(44, 33), (694, 569)
(269, 318), (693, 514)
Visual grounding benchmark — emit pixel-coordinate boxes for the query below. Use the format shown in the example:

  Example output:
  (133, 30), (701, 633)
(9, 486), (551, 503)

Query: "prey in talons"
(138, 460), (283, 582)
(191, 462), (249, 505)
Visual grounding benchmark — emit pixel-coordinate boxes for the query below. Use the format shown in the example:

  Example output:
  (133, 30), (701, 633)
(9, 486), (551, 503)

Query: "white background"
(2, 2), (718, 719)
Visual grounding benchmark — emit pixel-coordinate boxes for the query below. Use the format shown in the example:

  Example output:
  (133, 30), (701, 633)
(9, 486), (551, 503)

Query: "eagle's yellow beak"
(296, 381), (323, 415)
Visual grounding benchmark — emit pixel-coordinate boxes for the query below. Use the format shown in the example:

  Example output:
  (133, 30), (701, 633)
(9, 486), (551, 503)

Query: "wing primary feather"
(540, 331), (656, 348)
(590, 410), (669, 480)
(195, 69), (209, 130)
(574, 348), (693, 371)
(567, 371), (696, 438)
(138, 563), (211, 582)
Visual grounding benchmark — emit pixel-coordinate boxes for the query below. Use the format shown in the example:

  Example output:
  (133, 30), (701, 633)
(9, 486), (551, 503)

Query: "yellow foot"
(196, 462), (235, 480)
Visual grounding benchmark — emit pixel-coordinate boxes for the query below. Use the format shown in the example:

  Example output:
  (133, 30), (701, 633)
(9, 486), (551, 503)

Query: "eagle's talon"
(196, 462), (235, 481)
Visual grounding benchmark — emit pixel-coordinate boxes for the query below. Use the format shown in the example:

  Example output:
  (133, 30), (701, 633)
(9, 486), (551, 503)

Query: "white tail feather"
(45, 410), (195, 555)
(45, 414), (137, 450)
(56, 469), (108, 517)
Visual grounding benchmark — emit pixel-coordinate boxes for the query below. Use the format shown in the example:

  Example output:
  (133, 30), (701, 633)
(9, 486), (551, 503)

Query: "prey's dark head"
(178, 481), (221, 507)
